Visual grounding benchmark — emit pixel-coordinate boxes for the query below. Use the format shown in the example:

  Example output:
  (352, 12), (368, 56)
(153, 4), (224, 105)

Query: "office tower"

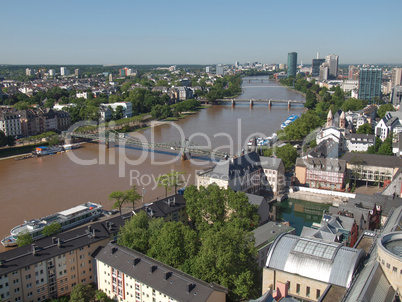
(312, 58), (325, 77)
(287, 52), (297, 78)
(391, 68), (402, 87)
(206, 66), (210, 73)
(325, 54), (339, 78)
(235, 61), (239, 68)
(216, 64), (224, 76)
(358, 68), (382, 102)
(319, 63), (329, 81)
(48, 69), (55, 76)
(109, 73), (113, 82)
(25, 68), (31, 76)
(75, 69), (81, 77)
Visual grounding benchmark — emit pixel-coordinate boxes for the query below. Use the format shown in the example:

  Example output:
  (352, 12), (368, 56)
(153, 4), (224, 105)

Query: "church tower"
(327, 109), (333, 128)
(339, 111), (346, 129)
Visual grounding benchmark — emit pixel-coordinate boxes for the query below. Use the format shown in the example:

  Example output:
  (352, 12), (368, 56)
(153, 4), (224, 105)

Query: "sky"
(1, 0), (401, 65)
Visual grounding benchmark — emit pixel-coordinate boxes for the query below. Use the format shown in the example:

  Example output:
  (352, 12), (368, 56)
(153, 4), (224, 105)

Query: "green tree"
(169, 171), (185, 194)
(69, 283), (95, 302)
(127, 185), (142, 210)
(155, 173), (173, 198)
(42, 222), (61, 237)
(113, 105), (124, 120)
(95, 290), (114, 302)
(148, 222), (199, 268)
(377, 103), (395, 118)
(264, 144), (298, 170)
(16, 231), (33, 247)
(356, 123), (374, 134)
(109, 191), (130, 215)
(304, 90), (317, 109)
(47, 135), (60, 146)
(341, 98), (367, 112)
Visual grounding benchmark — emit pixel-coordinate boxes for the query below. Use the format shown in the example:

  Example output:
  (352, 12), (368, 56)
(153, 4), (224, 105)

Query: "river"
(0, 76), (306, 250)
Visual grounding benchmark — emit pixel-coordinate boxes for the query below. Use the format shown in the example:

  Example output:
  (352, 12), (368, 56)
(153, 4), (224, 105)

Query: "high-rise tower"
(287, 52), (297, 78)
(325, 54), (339, 78)
(358, 68), (382, 102)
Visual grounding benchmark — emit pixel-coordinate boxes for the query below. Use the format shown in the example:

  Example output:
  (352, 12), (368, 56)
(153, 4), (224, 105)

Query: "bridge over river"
(217, 98), (305, 108)
(64, 129), (230, 161)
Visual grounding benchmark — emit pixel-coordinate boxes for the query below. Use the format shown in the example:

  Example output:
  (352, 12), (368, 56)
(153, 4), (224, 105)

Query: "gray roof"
(0, 215), (125, 276)
(205, 152), (262, 180)
(341, 152), (402, 168)
(259, 156), (283, 171)
(266, 234), (365, 288)
(134, 194), (186, 219)
(246, 193), (270, 225)
(349, 133), (375, 143)
(296, 157), (346, 173)
(308, 138), (339, 158)
(94, 243), (228, 302)
(253, 221), (295, 249)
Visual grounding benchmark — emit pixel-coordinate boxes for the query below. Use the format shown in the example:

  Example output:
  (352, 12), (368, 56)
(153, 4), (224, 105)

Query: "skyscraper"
(358, 68), (382, 102)
(391, 68), (402, 87)
(325, 54), (339, 78)
(287, 52), (297, 78)
(312, 58), (325, 77)
(216, 64), (224, 76)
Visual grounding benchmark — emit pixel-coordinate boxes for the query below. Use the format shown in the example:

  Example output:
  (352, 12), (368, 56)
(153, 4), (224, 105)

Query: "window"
(316, 289), (321, 299)
(296, 284), (300, 294)
(393, 267), (397, 272)
(27, 283), (32, 288)
(306, 286), (310, 297)
(387, 263), (391, 269)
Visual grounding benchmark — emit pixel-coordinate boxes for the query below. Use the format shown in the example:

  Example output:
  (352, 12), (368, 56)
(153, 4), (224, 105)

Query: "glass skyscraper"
(287, 52), (297, 78)
(358, 68), (382, 102)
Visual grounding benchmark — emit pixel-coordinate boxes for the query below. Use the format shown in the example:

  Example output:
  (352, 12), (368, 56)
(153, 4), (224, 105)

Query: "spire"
(327, 109), (333, 128)
(339, 110), (346, 128)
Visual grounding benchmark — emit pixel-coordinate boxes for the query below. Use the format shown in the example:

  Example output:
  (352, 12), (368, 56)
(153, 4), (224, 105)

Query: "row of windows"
(379, 256), (402, 274)
(292, 283), (321, 299)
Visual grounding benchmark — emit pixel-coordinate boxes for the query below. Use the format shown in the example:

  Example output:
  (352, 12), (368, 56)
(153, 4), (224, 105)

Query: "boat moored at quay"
(280, 114), (299, 129)
(1, 202), (103, 247)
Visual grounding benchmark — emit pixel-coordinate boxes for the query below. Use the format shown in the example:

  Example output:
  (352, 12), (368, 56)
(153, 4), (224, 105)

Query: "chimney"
(32, 244), (36, 256)
(164, 271), (172, 281)
(57, 238), (61, 248)
(150, 265), (157, 273)
(52, 237), (56, 244)
(187, 283), (195, 293)
(111, 247), (118, 254)
(133, 258), (141, 266)
(92, 228), (96, 238)
(88, 225), (92, 233)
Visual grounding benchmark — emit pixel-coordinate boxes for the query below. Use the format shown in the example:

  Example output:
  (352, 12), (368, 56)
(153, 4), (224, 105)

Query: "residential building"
(294, 157), (347, 190)
(26, 68), (32, 76)
(205, 66), (210, 73)
(358, 68), (382, 102)
(245, 194), (271, 226)
(55, 110), (71, 131)
(391, 68), (402, 87)
(76, 92), (88, 99)
(60, 67), (69, 76)
(301, 212), (358, 247)
(253, 222), (295, 268)
(134, 194), (188, 224)
(216, 64), (224, 76)
(342, 152), (402, 186)
(0, 216), (124, 302)
(375, 112), (400, 141)
(319, 62), (329, 82)
(307, 138), (339, 159)
(48, 69), (55, 77)
(391, 85), (402, 106)
(263, 233), (365, 302)
(196, 152), (264, 194)
(175, 87), (194, 101)
(311, 58), (325, 77)
(325, 54), (339, 78)
(287, 52), (297, 78)
(99, 105), (113, 122)
(100, 102), (133, 119)
(348, 65), (359, 80)
(0, 111), (22, 137)
(74, 69), (80, 77)
(94, 242), (228, 302)
(345, 133), (375, 152)
(260, 156), (285, 195)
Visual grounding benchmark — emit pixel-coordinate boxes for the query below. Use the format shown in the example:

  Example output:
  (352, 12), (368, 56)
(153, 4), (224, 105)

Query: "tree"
(127, 185), (142, 210)
(69, 283), (95, 302)
(356, 123), (373, 134)
(113, 105), (124, 120)
(95, 290), (114, 302)
(341, 98), (366, 112)
(264, 144), (298, 170)
(118, 211), (153, 253)
(47, 135), (60, 146)
(4, 135), (16, 147)
(42, 222), (61, 237)
(169, 171), (185, 194)
(109, 191), (130, 215)
(304, 90), (317, 109)
(377, 103), (395, 118)
(16, 231), (33, 247)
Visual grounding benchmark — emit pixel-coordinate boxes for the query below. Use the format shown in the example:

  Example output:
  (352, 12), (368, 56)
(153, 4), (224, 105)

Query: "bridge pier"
(268, 100), (272, 109)
(181, 152), (191, 161)
(231, 99), (235, 107)
(288, 101), (291, 109)
(250, 100), (253, 108)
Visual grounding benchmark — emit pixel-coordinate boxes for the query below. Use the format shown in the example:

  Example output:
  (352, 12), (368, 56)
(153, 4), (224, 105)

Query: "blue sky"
(1, 0), (401, 65)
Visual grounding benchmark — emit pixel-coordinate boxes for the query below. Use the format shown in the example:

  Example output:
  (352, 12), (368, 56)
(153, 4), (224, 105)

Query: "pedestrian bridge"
(64, 129), (229, 161)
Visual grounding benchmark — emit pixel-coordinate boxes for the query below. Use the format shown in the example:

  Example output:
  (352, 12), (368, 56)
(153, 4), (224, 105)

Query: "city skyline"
(1, 0), (402, 65)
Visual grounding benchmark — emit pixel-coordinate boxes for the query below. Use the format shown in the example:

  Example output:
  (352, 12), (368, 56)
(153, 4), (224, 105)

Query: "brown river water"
(0, 77), (305, 251)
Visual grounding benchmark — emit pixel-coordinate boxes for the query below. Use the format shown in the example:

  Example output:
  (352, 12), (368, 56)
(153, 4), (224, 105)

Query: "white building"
(60, 67), (69, 76)
(375, 113), (400, 141)
(345, 133), (375, 152)
(100, 102), (133, 119)
(95, 243), (228, 302)
(0, 112), (22, 137)
(25, 68), (32, 76)
(76, 92), (88, 99)
(48, 69), (55, 76)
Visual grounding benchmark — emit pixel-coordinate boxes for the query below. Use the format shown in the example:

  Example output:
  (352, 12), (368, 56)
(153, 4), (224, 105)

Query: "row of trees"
(262, 143), (298, 170)
(206, 75), (242, 102)
(118, 184), (260, 301)
(0, 130), (16, 147)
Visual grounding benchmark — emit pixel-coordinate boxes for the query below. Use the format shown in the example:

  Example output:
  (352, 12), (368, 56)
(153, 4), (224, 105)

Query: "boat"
(1, 202), (103, 247)
(35, 146), (64, 156)
(63, 143), (81, 150)
(280, 114), (299, 129)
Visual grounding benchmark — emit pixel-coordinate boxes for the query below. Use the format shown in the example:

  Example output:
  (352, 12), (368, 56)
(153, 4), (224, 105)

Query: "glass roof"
(293, 239), (338, 260)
